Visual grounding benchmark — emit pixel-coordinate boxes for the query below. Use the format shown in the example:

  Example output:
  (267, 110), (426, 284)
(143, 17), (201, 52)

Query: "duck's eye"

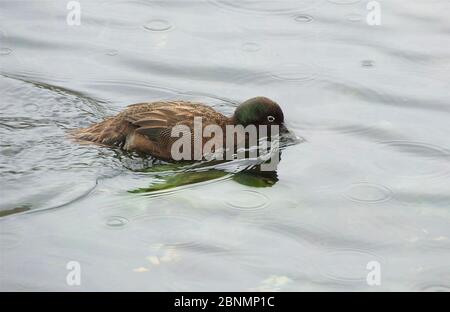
(267, 115), (275, 122)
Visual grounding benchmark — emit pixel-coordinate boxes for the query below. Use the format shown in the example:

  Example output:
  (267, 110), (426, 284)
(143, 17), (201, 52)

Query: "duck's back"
(72, 101), (229, 159)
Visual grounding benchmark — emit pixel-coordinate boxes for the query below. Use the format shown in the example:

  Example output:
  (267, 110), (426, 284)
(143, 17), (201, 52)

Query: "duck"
(72, 96), (288, 160)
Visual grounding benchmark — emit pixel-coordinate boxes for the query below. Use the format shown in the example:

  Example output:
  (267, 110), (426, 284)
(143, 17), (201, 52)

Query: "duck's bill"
(280, 124), (304, 145)
(280, 124), (289, 135)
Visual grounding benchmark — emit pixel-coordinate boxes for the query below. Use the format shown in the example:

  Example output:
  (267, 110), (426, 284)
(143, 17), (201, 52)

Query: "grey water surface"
(1, 0), (449, 291)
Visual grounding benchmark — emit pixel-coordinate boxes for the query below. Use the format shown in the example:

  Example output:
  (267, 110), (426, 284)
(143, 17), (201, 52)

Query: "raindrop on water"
(327, 0), (361, 4)
(143, 19), (172, 32)
(0, 47), (12, 55)
(24, 103), (39, 113)
(294, 14), (314, 23)
(344, 182), (393, 204)
(318, 248), (382, 283)
(374, 141), (450, 180)
(413, 268), (450, 291)
(361, 60), (375, 68)
(271, 62), (319, 82)
(106, 216), (129, 228)
(105, 49), (118, 56)
(210, 0), (321, 14)
(225, 190), (270, 211)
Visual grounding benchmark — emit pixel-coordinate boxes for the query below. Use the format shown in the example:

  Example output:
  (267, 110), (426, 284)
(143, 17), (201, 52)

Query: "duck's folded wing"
(131, 107), (196, 147)
(73, 101), (219, 150)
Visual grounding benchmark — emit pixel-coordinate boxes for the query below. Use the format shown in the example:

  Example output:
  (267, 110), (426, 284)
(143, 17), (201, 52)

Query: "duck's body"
(72, 97), (286, 160)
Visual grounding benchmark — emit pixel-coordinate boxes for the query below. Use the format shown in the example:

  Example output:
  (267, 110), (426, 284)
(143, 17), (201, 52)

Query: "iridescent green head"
(233, 97), (285, 128)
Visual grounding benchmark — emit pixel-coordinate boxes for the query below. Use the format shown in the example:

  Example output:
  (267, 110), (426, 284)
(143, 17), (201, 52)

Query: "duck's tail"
(69, 117), (130, 147)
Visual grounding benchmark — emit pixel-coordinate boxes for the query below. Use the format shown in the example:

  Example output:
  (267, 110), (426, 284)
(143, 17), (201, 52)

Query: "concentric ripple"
(232, 60), (324, 88)
(361, 60), (375, 68)
(270, 62), (321, 82)
(225, 190), (270, 211)
(412, 268), (450, 291)
(105, 49), (119, 56)
(373, 141), (450, 179)
(23, 103), (40, 113)
(344, 182), (393, 204)
(294, 14), (314, 23)
(209, 0), (323, 14)
(143, 19), (172, 32)
(327, 0), (361, 4)
(318, 248), (382, 283)
(421, 285), (450, 292)
(105, 216), (129, 228)
(0, 47), (12, 55)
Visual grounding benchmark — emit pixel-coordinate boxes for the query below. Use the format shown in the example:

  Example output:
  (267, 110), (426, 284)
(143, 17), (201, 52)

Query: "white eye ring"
(267, 115), (275, 122)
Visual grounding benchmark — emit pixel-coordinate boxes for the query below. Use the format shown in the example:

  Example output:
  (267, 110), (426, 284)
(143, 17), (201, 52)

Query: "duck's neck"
(229, 115), (238, 126)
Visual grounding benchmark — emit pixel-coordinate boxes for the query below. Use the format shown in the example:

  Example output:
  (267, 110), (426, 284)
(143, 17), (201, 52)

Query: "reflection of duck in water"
(72, 97), (289, 160)
(129, 164), (280, 194)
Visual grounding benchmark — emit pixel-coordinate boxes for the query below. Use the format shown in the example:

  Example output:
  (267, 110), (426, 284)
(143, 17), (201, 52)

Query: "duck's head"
(232, 96), (287, 133)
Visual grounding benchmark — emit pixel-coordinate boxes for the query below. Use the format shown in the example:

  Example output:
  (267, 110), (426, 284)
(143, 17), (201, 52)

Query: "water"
(1, 0), (449, 291)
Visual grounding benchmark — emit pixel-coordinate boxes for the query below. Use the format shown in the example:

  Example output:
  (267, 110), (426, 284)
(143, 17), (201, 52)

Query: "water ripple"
(412, 268), (450, 291)
(225, 190), (270, 211)
(209, 0), (323, 15)
(327, 0), (361, 4)
(294, 14), (314, 23)
(270, 62), (321, 82)
(343, 182), (393, 204)
(233, 61), (323, 87)
(373, 141), (450, 180)
(105, 216), (129, 228)
(0, 47), (12, 55)
(361, 60), (375, 68)
(317, 248), (383, 284)
(143, 19), (172, 32)
(105, 49), (119, 56)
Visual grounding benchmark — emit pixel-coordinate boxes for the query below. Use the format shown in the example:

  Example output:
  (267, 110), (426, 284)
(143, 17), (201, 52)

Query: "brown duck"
(72, 96), (287, 160)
